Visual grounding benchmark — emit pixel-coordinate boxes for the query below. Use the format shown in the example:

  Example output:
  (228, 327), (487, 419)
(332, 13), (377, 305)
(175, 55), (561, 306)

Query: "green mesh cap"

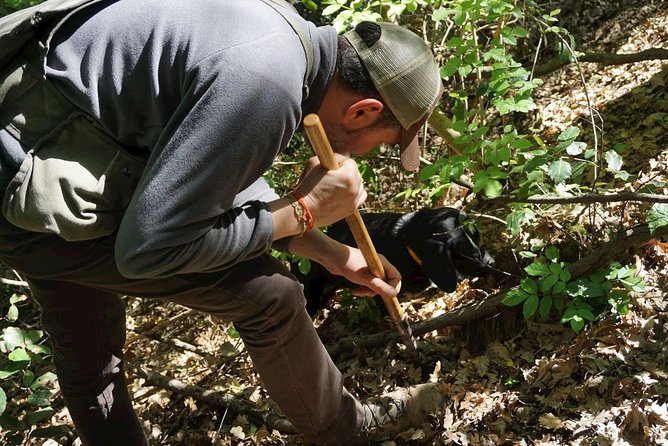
(344, 22), (443, 171)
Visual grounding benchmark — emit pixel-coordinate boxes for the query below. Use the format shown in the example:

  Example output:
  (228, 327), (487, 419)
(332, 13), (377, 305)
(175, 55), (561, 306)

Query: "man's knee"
(234, 270), (308, 334)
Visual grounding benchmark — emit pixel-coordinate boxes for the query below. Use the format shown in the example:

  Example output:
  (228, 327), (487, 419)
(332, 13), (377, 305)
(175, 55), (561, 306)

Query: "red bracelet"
(287, 190), (314, 236)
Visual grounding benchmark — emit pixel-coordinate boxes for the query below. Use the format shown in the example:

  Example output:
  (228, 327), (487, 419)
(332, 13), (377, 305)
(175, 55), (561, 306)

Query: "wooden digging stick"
(302, 113), (417, 351)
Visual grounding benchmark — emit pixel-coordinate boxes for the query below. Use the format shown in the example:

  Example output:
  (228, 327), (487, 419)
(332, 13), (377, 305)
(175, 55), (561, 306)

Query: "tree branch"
(129, 365), (300, 434)
(489, 191), (668, 205)
(532, 48), (668, 77)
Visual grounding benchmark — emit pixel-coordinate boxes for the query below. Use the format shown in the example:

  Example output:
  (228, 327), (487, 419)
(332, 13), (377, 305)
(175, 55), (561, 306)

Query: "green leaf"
(525, 262), (550, 277)
(0, 387), (5, 416)
(511, 138), (533, 150)
(6, 305), (18, 322)
(648, 203), (668, 234)
(445, 36), (466, 47)
(0, 359), (30, 379)
(552, 280), (567, 294)
(566, 141), (586, 155)
(0, 413), (24, 431)
(441, 58), (461, 78)
(579, 308), (596, 321)
(540, 275), (559, 294)
(8, 348), (29, 362)
(548, 160), (572, 184)
(549, 263), (563, 275)
(31, 372), (57, 390)
(453, 8), (466, 26)
(503, 289), (528, 306)
(432, 8), (449, 21)
(553, 295), (565, 311)
(570, 318), (585, 332)
(9, 294), (27, 305)
(25, 408), (55, 425)
(322, 4), (342, 15)
(22, 370), (34, 387)
(300, 0), (318, 11)
(562, 305), (577, 321)
(23, 330), (43, 346)
(298, 258), (311, 275)
(482, 179), (503, 198)
(545, 245), (559, 262)
(27, 389), (52, 407)
(558, 126), (580, 142)
(539, 295), (553, 319)
(559, 269), (571, 282)
(605, 150), (624, 172)
(31, 425), (68, 439)
(227, 325), (240, 339)
(510, 26), (529, 37)
(520, 278), (538, 294)
(1, 327), (26, 351)
(523, 294), (539, 319)
(620, 276), (646, 293)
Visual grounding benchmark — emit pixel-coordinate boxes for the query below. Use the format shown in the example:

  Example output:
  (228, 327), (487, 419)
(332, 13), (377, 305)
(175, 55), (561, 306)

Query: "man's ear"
(342, 98), (384, 131)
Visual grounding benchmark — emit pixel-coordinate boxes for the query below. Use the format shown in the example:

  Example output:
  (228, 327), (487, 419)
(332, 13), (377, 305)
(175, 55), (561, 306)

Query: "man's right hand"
(293, 154), (367, 228)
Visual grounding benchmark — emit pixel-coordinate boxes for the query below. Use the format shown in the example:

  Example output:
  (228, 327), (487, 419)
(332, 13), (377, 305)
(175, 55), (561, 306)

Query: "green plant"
(502, 246), (645, 332)
(0, 293), (64, 445)
(338, 291), (382, 325)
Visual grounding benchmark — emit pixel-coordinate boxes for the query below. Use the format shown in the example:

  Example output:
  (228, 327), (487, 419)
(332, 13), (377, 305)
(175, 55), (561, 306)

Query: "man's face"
(324, 123), (401, 158)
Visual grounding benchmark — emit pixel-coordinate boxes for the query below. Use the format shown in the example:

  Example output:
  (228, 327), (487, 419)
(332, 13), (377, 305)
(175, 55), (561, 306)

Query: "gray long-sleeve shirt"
(13, 0), (336, 278)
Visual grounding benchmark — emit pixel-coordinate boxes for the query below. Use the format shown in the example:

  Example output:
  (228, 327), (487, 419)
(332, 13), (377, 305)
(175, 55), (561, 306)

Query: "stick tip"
(303, 113), (320, 128)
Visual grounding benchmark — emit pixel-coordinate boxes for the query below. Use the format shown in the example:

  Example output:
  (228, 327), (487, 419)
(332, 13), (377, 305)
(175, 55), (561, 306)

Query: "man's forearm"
(285, 228), (343, 268)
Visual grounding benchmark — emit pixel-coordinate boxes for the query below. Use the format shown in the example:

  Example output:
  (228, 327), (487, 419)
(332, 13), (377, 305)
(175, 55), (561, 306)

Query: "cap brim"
(399, 84), (444, 171)
(398, 83), (444, 171)
(399, 120), (425, 171)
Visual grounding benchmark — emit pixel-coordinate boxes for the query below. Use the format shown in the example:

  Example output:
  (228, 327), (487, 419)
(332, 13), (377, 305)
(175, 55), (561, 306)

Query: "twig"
(130, 329), (218, 362)
(488, 191), (668, 205)
(141, 308), (195, 336)
(532, 48), (668, 77)
(0, 277), (29, 287)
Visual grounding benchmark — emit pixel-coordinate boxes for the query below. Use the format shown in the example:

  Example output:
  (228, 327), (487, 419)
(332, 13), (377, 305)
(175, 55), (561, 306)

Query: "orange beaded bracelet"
(287, 190), (314, 237)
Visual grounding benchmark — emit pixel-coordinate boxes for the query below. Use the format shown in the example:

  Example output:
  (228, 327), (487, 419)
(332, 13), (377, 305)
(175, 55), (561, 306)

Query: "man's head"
(318, 21), (443, 171)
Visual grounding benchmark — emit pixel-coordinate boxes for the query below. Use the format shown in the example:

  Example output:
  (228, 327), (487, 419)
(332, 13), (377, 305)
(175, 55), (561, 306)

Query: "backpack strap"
(259, 0), (314, 98)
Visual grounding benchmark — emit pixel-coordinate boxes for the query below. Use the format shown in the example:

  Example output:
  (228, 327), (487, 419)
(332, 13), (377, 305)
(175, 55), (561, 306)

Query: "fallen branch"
(533, 48), (668, 77)
(129, 329), (218, 362)
(489, 191), (668, 205)
(567, 224), (667, 278)
(129, 365), (299, 435)
(326, 223), (667, 357)
(0, 277), (29, 287)
(326, 293), (506, 358)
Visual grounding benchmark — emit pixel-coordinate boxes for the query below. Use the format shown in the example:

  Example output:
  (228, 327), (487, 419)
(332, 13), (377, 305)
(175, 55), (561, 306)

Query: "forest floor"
(3, 1), (667, 446)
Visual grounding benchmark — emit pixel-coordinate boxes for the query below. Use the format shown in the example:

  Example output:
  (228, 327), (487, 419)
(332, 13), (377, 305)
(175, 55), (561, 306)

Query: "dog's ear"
(421, 239), (458, 292)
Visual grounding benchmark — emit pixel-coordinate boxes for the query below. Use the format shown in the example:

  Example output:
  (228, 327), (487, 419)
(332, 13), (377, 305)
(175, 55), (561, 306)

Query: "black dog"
(293, 207), (495, 316)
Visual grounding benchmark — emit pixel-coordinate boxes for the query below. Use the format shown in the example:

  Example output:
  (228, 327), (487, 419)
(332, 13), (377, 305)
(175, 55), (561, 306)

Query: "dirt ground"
(4, 1), (668, 445)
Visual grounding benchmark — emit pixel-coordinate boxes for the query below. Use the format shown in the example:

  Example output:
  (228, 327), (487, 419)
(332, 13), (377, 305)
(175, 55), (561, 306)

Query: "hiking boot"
(353, 383), (446, 444)
(360, 395), (407, 439)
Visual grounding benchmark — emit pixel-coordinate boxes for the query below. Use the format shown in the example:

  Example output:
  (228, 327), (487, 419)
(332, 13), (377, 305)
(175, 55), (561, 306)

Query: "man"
(0, 0), (443, 444)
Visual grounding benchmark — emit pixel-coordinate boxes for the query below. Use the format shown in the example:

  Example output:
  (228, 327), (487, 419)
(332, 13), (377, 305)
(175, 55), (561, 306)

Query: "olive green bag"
(0, 0), (147, 241)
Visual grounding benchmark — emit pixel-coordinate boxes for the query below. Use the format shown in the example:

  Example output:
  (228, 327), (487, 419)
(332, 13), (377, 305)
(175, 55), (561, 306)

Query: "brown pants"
(0, 216), (363, 445)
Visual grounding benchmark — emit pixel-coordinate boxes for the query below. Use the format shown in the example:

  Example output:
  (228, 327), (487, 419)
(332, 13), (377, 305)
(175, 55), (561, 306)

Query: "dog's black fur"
(292, 208), (495, 316)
